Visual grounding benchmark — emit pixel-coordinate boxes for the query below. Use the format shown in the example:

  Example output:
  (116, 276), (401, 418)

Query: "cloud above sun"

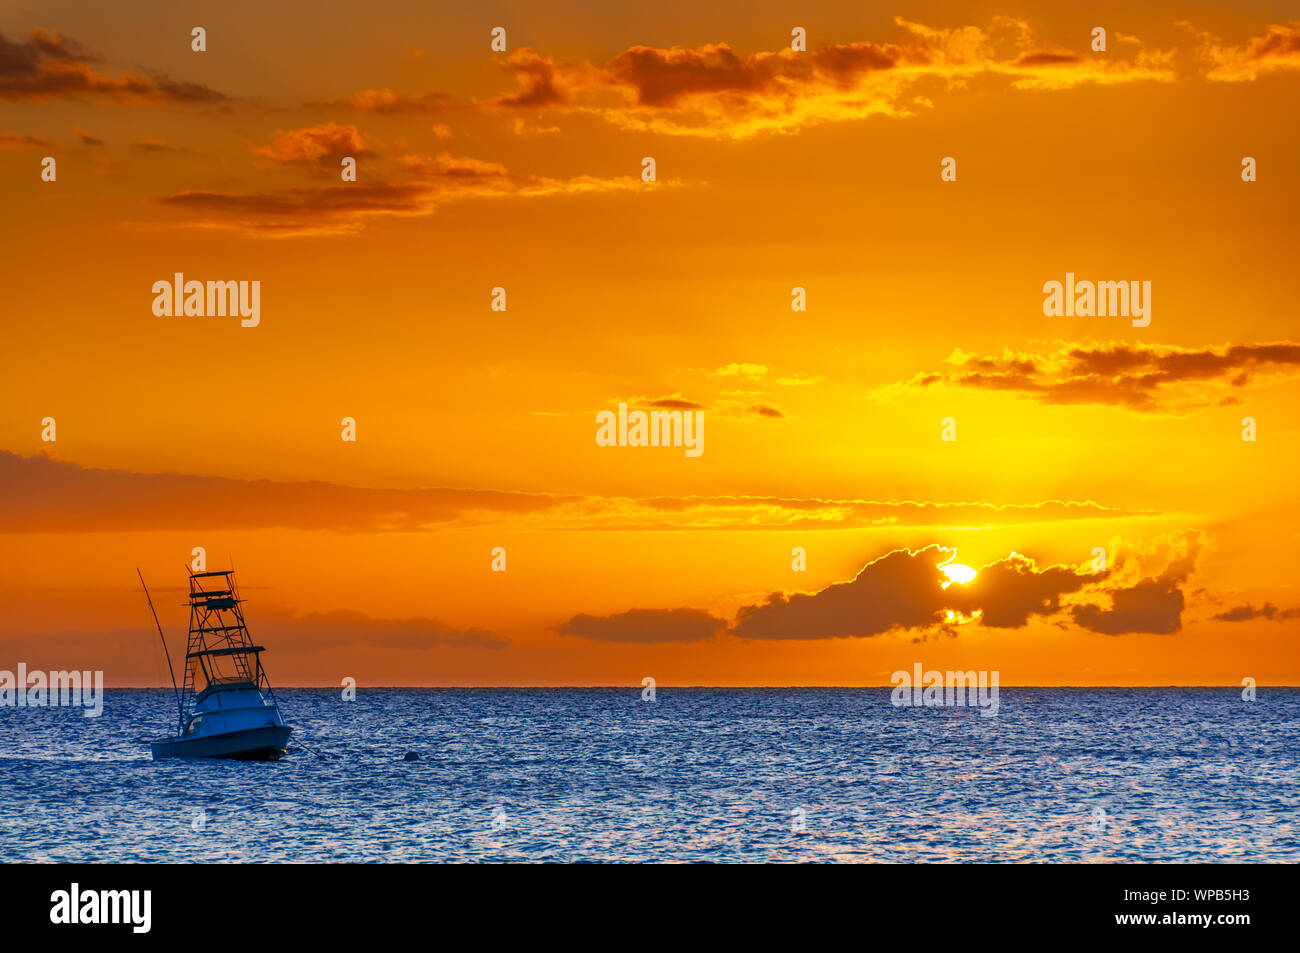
(560, 537), (1208, 642)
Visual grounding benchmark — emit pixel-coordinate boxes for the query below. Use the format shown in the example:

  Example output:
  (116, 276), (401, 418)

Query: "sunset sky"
(2, 0), (1297, 686)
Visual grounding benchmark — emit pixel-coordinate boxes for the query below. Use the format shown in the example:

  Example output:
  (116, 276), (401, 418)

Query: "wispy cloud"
(307, 87), (451, 113)
(1190, 20), (1300, 81)
(467, 17), (1176, 139)
(0, 130), (51, 149)
(1211, 602), (1300, 622)
(153, 145), (652, 235)
(890, 341), (1300, 413)
(251, 122), (371, 166)
(0, 452), (1156, 534)
(0, 29), (228, 104)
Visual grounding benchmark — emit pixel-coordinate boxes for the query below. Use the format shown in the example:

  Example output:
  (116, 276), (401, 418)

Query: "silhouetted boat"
(139, 568), (292, 761)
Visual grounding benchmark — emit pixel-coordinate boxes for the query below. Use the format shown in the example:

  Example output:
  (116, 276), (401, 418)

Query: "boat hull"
(151, 724), (293, 761)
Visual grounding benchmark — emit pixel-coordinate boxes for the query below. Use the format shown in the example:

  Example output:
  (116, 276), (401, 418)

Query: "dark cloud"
(1211, 603), (1300, 622)
(947, 553), (1095, 627)
(74, 129), (101, 145)
(153, 156), (637, 234)
(488, 49), (569, 108)
(0, 29), (228, 104)
(0, 130), (51, 149)
(1071, 543), (1199, 634)
(1071, 577), (1184, 634)
(605, 39), (916, 106)
(640, 396), (707, 411)
(470, 18), (1174, 138)
(731, 546), (959, 639)
(156, 182), (434, 217)
(154, 76), (229, 104)
(1014, 51), (1080, 66)
(0, 451), (576, 533)
(813, 42), (912, 77)
(557, 608), (726, 643)
(605, 43), (787, 106)
(905, 341), (1300, 412)
(1248, 23), (1300, 59)
(733, 546), (1100, 640)
(567, 541), (1204, 643)
(258, 607), (507, 651)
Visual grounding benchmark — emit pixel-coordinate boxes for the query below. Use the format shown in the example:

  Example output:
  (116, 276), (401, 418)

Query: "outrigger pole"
(137, 568), (183, 730)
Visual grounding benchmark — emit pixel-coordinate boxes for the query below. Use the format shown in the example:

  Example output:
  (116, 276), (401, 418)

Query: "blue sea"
(1, 689), (1296, 862)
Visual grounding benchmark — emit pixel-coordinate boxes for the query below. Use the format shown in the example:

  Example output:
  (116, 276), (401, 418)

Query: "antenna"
(137, 568), (183, 731)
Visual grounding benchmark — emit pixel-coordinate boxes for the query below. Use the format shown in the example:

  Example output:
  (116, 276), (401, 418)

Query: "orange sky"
(2, 1), (1298, 686)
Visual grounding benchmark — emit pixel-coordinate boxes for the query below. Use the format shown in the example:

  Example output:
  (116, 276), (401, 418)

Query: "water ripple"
(0, 688), (1296, 862)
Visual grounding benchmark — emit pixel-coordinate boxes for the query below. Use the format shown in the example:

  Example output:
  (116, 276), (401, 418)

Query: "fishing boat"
(139, 568), (293, 761)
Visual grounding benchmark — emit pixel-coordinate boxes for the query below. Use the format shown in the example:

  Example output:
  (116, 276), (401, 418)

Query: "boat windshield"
(188, 651), (259, 692)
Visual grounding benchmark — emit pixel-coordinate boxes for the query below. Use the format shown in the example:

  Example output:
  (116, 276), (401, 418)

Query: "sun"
(941, 563), (978, 587)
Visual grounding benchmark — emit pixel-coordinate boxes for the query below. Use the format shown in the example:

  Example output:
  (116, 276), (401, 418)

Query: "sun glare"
(941, 563), (978, 587)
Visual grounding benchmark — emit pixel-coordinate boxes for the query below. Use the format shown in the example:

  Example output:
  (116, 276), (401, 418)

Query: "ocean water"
(0, 688), (1296, 863)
